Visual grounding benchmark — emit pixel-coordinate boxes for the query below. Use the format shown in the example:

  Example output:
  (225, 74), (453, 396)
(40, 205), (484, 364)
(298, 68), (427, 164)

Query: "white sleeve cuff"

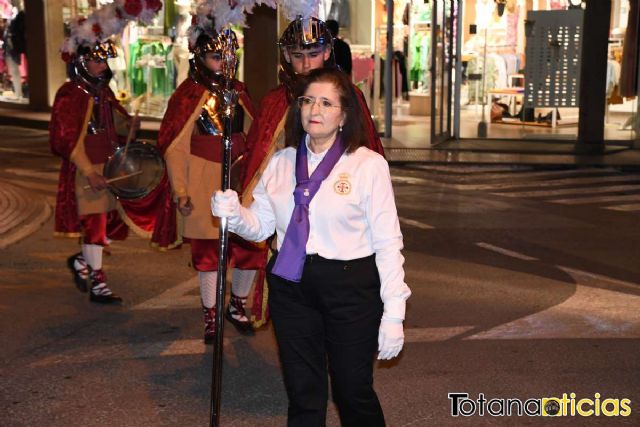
(382, 297), (407, 321)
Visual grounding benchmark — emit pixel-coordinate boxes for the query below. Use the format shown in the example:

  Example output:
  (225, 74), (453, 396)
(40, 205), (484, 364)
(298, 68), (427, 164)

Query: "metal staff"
(210, 29), (239, 427)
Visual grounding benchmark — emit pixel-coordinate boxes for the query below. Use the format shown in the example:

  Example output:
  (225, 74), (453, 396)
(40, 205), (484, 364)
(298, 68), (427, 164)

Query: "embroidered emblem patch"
(334, 173), (351, 195)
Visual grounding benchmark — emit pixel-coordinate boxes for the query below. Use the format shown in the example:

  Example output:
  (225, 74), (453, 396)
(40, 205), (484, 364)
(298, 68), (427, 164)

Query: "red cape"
(49, 82), (92, 236)
(354, 84), (385, 156)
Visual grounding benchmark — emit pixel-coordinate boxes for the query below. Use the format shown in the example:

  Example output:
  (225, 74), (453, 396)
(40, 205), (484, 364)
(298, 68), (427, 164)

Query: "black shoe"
(203, 306), (216, 345)
(225, 307), (255, 336)
(67, 252), (89, 293)
(89, 269), (123, 304)
(89, 292), (123, 304)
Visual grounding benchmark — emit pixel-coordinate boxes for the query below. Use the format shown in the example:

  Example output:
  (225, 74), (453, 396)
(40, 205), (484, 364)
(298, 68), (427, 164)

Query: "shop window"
(0, 0), (28, 104)
(62, 0), (245, 118)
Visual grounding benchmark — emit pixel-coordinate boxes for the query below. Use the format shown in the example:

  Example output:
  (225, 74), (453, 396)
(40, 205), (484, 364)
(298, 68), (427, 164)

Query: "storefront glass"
(351, 0), (638, 145)
(0, 0), (28, 104)
(607, 0), (638, 141)
(460, 0), (636, 142)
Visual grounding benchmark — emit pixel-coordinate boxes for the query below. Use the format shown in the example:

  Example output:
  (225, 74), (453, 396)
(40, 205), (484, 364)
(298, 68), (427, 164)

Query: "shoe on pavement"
(203, 306), (216, 345)
(67, 252), (89, 293)
(225, 293), (255, 336)
(89, 269), (123, 304)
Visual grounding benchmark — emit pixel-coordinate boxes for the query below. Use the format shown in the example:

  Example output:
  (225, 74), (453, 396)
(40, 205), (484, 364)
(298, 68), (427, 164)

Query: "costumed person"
(156, 14), (264, 344)
(50, 40), (137, 304)
(50, 0), (164, 304)
(240, 14), (385, 328)
(213, 67), (411, 426)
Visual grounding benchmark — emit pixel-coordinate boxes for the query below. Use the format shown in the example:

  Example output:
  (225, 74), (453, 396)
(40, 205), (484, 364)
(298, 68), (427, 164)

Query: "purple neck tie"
(271, 135), (346, 282)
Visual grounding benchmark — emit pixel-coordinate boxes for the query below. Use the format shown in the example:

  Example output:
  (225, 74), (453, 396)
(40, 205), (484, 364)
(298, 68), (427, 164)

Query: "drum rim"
(103, 141), (165, 200)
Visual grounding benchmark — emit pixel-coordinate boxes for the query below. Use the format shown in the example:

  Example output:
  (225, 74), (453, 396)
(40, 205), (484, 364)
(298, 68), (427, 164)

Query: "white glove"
(377, 318), (404, 360)
(211, 189), (241, 219)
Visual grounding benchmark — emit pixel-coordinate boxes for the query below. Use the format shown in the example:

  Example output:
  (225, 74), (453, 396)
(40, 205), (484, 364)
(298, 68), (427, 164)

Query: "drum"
(103, 141), (165, 200)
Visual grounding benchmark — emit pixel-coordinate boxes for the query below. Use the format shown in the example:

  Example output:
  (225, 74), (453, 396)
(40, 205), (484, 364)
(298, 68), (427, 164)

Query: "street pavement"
(1, 126), (639, 426)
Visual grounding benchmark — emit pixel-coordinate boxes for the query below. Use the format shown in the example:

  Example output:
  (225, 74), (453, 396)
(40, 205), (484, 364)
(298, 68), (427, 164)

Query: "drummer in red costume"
(49, 39), (141, 304)
(156, 17), (264, 344)
(238, 16), (385, 324)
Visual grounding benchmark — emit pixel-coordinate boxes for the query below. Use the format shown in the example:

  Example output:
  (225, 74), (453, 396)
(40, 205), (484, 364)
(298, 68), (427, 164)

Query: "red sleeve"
(157, 79), (206, 155)
(234, 80), (256, 120)
(353, 84), (385, 157)
(49, 82), (91, 159)
(241, 86), (290, 191)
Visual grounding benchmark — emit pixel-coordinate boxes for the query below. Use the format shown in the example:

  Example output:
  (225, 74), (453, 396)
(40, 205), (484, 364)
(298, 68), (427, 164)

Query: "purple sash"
(271, 135), (346, 282)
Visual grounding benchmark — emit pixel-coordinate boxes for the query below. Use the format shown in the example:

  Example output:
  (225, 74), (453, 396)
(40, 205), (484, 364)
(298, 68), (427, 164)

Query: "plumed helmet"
(67, 39), (116, 89)
(278, 17), (335, 94)
(75, 39), (118, 62)
(188, 13), (239, 57)
(278, 16), (332, 49)
(187, 14), (238, 90)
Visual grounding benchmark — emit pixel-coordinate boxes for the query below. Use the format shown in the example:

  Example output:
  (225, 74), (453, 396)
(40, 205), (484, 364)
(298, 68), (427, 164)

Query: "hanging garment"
(393, 51), (409, 97)
(620, 0), (638, 97)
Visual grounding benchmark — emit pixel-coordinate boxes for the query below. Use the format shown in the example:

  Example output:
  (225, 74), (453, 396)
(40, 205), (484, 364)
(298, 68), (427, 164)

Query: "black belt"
(272, 250), (375, 265)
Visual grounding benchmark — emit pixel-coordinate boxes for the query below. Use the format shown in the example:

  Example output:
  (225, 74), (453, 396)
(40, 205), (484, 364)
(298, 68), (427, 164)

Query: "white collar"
(305, 134), (330, 163)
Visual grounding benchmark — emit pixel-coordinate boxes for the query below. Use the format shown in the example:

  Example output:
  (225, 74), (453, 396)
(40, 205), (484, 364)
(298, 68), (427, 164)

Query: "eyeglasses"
(296, 96), (342, 112)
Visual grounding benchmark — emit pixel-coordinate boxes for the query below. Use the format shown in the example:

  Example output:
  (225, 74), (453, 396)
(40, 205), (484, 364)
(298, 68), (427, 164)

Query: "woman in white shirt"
(212, 68), (411, 426)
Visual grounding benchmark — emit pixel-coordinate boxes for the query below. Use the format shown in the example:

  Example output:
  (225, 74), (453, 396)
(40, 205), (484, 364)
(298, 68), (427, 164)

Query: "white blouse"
(231, 144), (411, 320)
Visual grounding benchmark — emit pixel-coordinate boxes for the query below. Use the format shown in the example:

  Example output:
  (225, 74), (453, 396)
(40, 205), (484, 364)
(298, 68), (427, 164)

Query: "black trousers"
(267, 253), (385, 427)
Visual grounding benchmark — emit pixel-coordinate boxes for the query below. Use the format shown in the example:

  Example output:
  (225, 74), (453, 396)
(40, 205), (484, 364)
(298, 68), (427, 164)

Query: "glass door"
(431, 0), (457, 144)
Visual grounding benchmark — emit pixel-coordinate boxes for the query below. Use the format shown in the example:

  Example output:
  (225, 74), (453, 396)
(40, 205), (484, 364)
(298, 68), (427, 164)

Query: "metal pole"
(384, 0), (393, 138)
(210, 31), (239, 427)
(454, 0), (463, 139)
(477, 25), (488, 137)
(210, 129), (232, 427)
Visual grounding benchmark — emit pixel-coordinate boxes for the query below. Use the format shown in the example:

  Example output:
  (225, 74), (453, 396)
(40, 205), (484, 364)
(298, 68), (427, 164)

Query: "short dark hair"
(326, 20), (339, 37)
(285, 67), (369, 154)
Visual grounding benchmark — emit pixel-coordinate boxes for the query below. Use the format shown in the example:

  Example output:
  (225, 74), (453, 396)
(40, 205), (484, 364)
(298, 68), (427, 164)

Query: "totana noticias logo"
(448, 392), (631, 417)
